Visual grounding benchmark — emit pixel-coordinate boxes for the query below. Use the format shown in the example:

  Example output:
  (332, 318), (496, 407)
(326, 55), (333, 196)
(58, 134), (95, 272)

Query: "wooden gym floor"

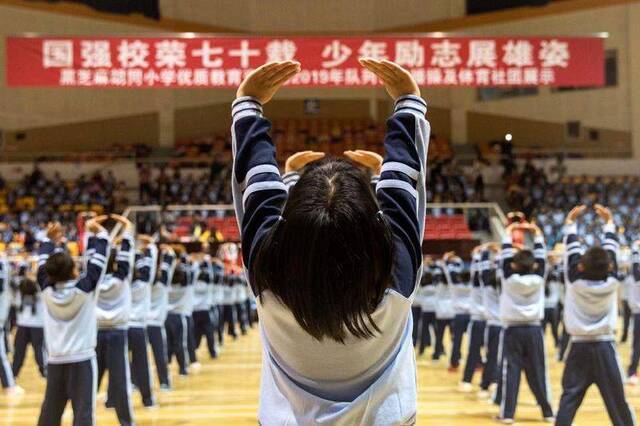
(1, 324), (638, 425)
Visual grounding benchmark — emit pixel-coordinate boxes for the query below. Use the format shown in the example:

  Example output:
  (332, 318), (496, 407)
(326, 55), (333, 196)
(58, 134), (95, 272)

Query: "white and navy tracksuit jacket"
(95, 232), (136, 426)
(434, 263), (454, 321)
(556, 222), (635, 426)
(96, 232), (134, 331)
(231, 94), (428, 424)
(498, 234), (553, 420)
(129, 245), (157, 329)
(0, 256), (15, 389)
(37, 230), (110, 426)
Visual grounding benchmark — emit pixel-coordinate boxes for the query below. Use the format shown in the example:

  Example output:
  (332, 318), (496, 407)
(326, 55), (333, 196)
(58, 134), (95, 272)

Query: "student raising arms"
(231, 59), (429, 425)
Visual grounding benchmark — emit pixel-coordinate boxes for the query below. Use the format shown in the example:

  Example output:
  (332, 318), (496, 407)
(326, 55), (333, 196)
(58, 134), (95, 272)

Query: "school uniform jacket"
(96, 232), (135, 330)
(231, 95), (429, 425)
(193, 256), (214, 312)
(147, 251), (176, 326)
(565, 222), (619, 341)
(480, 249), (501, 327)
(446, 258), (471, 316)
(129, 244), (158, 328)
(37, 230), (110, 364)
(168, 255), (193, 316)
(499, 234), (546, 327)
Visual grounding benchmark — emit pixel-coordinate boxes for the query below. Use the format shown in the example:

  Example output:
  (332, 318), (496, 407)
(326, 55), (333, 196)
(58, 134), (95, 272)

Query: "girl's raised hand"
(236, 61), (301, 104)
(285, 151), (325, 173)
(344, 150), (383, 175)
(358, 58), (420, 100)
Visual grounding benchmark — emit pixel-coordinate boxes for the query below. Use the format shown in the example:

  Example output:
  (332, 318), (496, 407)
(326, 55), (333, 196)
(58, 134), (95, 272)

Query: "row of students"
(0, 215), (256, 425)
(411, 205), (636, 425)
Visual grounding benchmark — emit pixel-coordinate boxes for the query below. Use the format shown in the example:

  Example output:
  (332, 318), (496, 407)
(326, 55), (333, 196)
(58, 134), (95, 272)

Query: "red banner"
(6, 35), (604, 88)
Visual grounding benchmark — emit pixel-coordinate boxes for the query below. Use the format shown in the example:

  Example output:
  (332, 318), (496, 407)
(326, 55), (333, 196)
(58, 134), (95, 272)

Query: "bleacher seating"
(424, 215), (473, 240)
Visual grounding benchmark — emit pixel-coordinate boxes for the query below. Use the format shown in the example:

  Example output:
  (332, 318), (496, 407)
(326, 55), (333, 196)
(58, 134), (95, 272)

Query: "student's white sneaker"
(477, 389), (490, 400)
(543, 416), (555, 423)
(458, 382), (473, 393)
(628, 374), (638, 385)
(494, 416), (514, 424)
(190, 362), (202, 372)
(4, 385), (25, 398)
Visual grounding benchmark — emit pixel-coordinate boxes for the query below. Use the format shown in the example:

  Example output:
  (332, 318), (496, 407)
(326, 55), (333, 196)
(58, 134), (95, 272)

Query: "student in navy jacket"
(232, 59), (428, 425)
(556, 205), (635, 426)
(37, 219), (110, 426)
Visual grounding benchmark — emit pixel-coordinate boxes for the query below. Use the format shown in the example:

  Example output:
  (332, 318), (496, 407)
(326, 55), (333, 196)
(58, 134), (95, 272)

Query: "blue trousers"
(451, 314), (470, 367)
(557, 341), (635, 426)
(462, 319), (485, 383)
(148, 324), (170, 386)
(480, 325), (502, 390)
(96, 329), (134, 426)
(128, 326), (155, 406)
(38, 357), (97, 426)
(499, 325), (553, 420)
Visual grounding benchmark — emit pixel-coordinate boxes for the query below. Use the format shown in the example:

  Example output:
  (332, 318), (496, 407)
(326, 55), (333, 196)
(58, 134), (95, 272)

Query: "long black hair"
(251, 158), (394, 343)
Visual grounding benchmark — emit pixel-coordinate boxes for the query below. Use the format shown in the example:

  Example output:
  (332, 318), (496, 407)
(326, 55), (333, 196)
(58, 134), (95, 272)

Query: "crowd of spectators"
(137, 157), (232, 207)
(0, 166), (123, 246)
(504, 158), (640, 247)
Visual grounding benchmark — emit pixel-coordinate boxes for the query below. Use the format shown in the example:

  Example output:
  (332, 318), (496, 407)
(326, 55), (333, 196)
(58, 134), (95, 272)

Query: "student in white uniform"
(231, 59), (428, 424)
(478, 243), (502, 400)
(192, 253), (217, 359)
(434, 260), (455, 361)
(147, 245), (176, 389)
(497, 221), (553, 424)
(37, 219), (110, 426)
(557, 204), (635, 426)
(443, 252), (471, 371)
(460, 248), (486, 391)
(165, 246), (192, 376)
(13, 270), (46, 379)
